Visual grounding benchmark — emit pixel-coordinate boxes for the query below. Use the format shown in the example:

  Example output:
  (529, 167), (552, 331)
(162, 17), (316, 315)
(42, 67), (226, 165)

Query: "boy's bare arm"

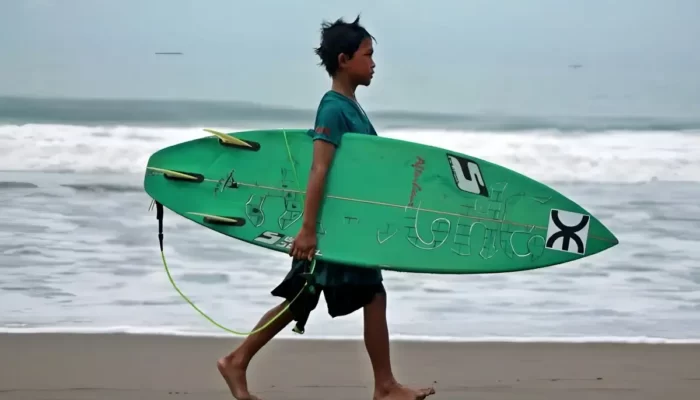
(289, 139), (336, 260)
(302, 139), (336, 231)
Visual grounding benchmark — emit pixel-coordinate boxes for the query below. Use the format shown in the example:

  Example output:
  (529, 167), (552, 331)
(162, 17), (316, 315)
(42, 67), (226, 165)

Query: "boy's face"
(341, 37), (375, 86)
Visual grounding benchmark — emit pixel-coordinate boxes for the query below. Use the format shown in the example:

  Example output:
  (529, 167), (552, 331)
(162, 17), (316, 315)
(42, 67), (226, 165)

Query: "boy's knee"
(366, 286), (387, 307)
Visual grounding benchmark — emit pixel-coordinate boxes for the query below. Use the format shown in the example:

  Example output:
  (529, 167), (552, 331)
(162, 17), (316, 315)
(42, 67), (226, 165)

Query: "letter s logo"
(254, 231), (282, 245)
(447, 154), (489, 197)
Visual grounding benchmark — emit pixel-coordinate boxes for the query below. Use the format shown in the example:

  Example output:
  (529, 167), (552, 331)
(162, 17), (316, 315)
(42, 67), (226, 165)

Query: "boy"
(217, 16), (436, 400)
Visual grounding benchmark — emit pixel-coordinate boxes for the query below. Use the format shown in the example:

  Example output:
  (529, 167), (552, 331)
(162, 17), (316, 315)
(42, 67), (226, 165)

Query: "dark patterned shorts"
(270, 258), (385, 334)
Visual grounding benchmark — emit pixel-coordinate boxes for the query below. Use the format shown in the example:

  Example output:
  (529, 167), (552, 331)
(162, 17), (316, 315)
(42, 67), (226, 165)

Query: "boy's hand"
(290, 226), (317, 261)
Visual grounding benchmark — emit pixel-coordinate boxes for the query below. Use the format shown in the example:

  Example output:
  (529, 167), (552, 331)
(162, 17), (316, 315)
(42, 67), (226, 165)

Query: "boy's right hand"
(290, 226), (317, 261)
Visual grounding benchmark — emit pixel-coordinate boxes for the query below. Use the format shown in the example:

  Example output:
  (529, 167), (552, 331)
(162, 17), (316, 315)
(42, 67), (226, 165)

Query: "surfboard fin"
(147, 167), (204, 182)
(204, 129), (253, 148)
(186, 212), (246, 226)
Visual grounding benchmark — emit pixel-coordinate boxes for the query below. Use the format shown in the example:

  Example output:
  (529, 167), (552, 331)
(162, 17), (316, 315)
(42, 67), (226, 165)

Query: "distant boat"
(569, 64), (582, 69)
(155, 52), (183, 55)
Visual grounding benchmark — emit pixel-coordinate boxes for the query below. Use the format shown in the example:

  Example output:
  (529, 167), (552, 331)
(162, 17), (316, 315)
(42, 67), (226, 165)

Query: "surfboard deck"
(143, 129), (618, 274)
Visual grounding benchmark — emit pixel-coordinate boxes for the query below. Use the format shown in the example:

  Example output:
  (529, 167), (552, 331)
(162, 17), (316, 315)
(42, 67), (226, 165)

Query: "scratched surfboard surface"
(143, 129), (618, 274)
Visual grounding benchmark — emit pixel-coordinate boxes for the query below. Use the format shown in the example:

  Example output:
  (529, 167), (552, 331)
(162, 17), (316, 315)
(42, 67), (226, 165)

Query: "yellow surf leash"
(151, 129), (316, 336)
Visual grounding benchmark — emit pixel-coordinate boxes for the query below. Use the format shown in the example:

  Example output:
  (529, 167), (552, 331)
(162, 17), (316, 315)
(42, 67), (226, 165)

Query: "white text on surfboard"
(254, 231), (323, 256)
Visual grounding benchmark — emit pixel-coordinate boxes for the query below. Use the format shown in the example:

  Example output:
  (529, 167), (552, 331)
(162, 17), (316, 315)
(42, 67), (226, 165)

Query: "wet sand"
(1, 333), (699, 399)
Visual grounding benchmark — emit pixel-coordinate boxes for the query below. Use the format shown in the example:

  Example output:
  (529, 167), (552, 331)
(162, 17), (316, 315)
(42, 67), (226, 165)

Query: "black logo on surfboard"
(446, 154), (489, 197)
(545, 209), (590, 255)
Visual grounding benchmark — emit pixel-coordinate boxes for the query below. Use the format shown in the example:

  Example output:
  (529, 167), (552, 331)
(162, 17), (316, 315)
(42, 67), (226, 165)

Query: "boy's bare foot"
(374, 381), (435, 400)
(217, 352), (261, 400)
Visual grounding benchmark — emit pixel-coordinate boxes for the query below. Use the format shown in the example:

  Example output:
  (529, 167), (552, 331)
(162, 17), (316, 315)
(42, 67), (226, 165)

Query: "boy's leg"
(218, 259), (320, 400)
(324, 282), (435, 400)
(217, 301), (293, 400)
(363, 289), (435, 400)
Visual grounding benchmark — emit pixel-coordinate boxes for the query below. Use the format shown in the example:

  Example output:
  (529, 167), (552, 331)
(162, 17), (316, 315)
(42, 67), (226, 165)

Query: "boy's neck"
(331, 76), (358, 101)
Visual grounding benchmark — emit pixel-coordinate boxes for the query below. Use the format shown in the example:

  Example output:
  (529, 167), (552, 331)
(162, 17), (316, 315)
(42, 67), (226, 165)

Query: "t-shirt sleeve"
(310, 104), (350, 147)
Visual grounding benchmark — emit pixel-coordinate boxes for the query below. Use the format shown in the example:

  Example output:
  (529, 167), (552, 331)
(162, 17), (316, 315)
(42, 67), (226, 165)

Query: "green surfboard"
(143, 128), (618, 274)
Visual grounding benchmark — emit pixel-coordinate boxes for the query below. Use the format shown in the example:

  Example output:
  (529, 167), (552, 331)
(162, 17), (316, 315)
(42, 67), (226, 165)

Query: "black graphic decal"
(446, 154), (489, 197)
(545, 210), (590, 255)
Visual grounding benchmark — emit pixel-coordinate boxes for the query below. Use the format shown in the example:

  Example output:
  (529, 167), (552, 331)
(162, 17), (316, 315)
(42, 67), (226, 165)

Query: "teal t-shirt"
(296, 90), (383, 287)
(308, 90), (378, 145)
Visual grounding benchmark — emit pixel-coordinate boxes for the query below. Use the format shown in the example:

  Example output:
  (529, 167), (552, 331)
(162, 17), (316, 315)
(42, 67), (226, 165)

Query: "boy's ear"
(337, 53), (348, 67)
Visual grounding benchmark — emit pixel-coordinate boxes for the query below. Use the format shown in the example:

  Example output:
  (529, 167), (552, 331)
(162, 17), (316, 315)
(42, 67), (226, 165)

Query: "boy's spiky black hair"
(314, 15), (375, 77)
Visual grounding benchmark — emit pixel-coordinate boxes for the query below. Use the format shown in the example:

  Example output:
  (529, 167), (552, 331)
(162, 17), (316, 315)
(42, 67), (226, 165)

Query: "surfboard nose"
(610, 232), (620, 246)
(596, 218), (620, 251)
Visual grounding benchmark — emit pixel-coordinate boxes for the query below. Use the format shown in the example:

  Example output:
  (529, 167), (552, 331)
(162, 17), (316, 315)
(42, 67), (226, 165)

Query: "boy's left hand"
(290, 226), (317, 261)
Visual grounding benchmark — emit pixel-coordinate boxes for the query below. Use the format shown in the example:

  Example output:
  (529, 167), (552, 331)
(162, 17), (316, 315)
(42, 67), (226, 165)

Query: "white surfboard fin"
(186, 212), (245, 226)
(204, 129), (253, 148)
(147, 167), (202, 182)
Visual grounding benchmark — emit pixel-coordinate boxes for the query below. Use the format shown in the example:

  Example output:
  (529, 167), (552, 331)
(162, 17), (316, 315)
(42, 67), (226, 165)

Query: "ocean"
(1, 96), (699, 343)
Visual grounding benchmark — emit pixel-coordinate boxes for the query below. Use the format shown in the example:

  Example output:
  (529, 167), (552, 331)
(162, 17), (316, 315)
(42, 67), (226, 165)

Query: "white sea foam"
(2, 325), (699, 344)
(2, 123), (700, 340)
(1, 124), (698, 183)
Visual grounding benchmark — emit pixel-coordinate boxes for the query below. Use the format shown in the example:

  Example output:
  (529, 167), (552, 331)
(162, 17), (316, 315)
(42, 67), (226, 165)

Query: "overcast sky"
(1, 0), (699, 115)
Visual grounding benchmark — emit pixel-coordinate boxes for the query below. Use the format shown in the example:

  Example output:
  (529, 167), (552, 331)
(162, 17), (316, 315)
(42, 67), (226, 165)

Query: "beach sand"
(1, 333), (698, 399)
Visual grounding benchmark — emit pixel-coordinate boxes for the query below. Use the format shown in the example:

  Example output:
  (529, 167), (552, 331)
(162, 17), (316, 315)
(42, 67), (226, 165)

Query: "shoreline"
(2, 327), (700, 344)
(2, 332), (699, 399)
